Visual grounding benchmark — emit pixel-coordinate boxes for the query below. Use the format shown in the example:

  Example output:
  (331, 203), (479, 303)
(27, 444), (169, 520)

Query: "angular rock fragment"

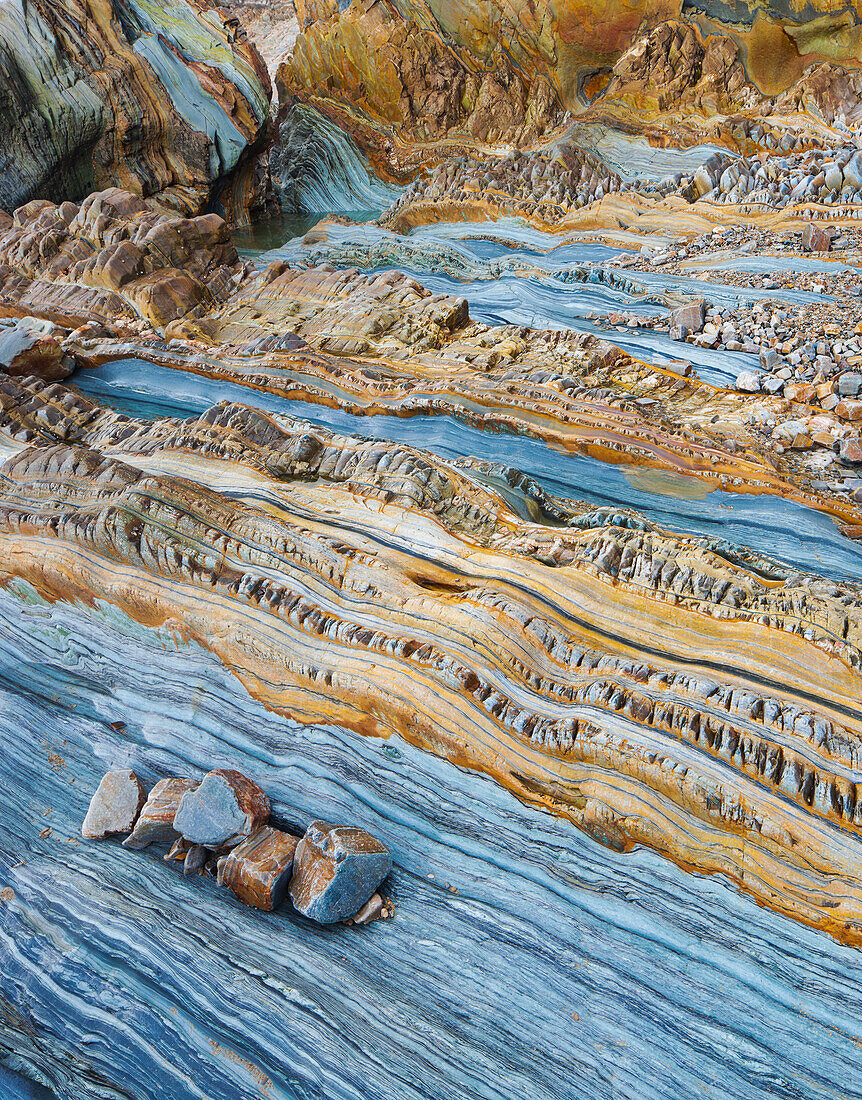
(217, 826), (300, 910)
(173, 769), (270, 850)
(182, 843), (209, 877)
(0, 318), (74, 381)
(164, 837), (192, 862)
(840, 437), (862, 464)
(123, 777), (199, 850)
(669, 300), (706, 334)
(81, 769), (146, 839)
(349, 893), (385, 925)
(838, 373), (862, 398)
(802, 223), (833, 252)
(289, 821), (392, 924)
(736, 370), (762, 392)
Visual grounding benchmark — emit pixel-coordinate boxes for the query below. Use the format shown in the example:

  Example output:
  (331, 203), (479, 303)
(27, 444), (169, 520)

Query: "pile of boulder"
(82, 768), (393, 925)
(678, 143), (862, 211)
(384, 144), (627, 225)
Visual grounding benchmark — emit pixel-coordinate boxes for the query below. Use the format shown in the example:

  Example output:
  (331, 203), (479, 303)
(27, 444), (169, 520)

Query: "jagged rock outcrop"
(383, 144), (624, 228)
(601, 21), (759, 119)
(0, 189), (250, 330)
(0, 0), (273, 222)
(275, 0), (862, 181)
(278, 0), (563, 179)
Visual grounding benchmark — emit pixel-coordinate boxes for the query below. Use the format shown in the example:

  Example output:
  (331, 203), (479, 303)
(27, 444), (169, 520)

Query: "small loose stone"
(81, 769), (146, 840)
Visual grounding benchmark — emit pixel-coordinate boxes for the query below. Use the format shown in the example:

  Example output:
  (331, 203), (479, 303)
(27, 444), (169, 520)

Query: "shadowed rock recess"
(4, 0), (862, 1097)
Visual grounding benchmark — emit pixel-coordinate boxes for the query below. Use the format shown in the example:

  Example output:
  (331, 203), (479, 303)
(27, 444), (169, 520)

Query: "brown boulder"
(0, 318), (74, 381)
(801, 223), (833, 252)
(123, 777), (200, 849)
(217, 825), (301, 910)
(126, 270), (208, 328)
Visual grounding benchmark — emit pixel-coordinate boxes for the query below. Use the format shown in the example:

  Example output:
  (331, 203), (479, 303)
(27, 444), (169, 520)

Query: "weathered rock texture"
(1, 190), (860, 532)
(0, 0), (273, 222)
(174, 768), (270, 849)
(0, 390), (861, 942)
(275, 0), (862, 189)
(217, 825), (301, 910)
(123, 776), (200, 849)
(81, 768), (146, 838)
(2, 181), (862, 944)
(0, 189), (250, 331)
(279, 0), (562, 181)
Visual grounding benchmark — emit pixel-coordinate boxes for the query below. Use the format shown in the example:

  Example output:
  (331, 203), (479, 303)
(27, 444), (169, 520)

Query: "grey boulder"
(289, 820), (392, 924)
(82, 769), (146, 839)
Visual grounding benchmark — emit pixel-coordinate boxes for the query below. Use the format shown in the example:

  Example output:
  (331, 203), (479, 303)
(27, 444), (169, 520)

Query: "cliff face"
(277, 0), (862, 177)
(0, 0), (273, 222)
(278, 0), (563, 181)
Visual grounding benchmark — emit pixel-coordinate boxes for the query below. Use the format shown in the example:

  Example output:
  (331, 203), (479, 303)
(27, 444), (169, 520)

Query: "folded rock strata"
(0, 185), (858, 529)
(275, 0), (862, 198)
(0, 407), (860, 941)
(279, 0), (563, 182)
(0, 0), (273, 222)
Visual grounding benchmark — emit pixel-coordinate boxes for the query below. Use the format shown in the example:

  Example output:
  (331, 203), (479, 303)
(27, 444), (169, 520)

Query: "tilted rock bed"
(384, 144), (630, 226)
(82, 767), (393, 925)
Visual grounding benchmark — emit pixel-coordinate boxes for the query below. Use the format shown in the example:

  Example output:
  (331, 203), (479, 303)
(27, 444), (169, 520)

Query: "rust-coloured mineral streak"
(0, 0), (273, 222)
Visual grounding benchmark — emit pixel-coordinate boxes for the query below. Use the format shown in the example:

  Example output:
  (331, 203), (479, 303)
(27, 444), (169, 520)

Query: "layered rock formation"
(0, 0), (273, 222)
(0, 380), (860, 943)
(4, 0), (862, 1095)
(0, 188), (252, 330)
(3, 188), (862, 534)
(284, 0), (860, 130)
(279, 0), (563, 181)
(274, 0), (862, 193)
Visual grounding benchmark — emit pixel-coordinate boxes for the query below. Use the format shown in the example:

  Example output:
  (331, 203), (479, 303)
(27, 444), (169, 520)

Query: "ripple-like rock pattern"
(0, 389), (860, 944)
